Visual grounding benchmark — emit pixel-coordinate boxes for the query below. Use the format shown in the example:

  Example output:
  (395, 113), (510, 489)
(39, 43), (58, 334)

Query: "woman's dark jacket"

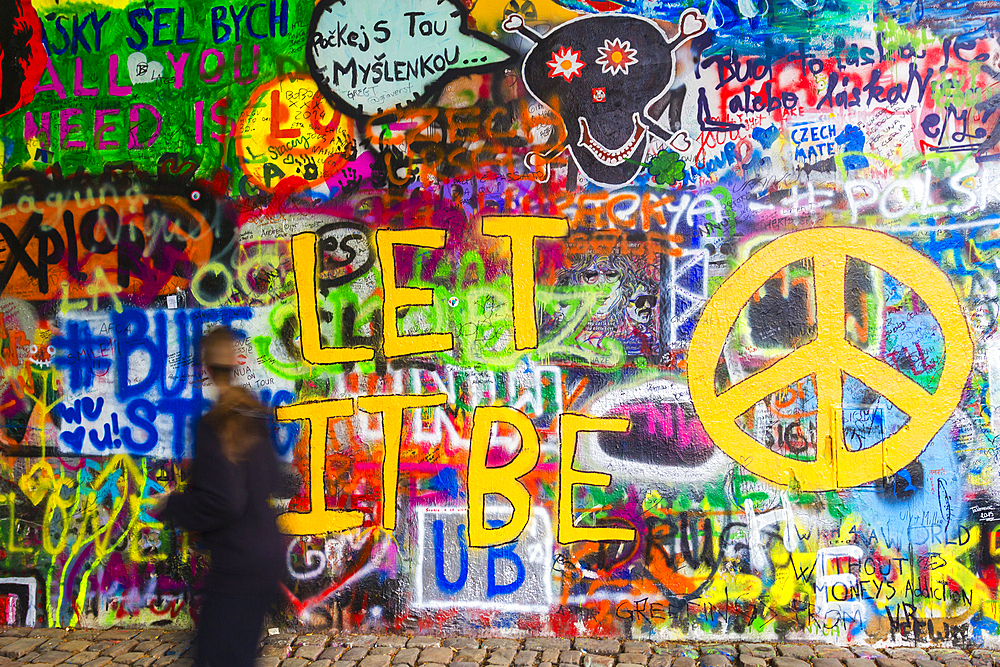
(160, 412), (285, 593)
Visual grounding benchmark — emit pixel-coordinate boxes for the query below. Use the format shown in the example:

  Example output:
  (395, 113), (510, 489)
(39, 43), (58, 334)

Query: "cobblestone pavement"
(0, 629), (996, 667)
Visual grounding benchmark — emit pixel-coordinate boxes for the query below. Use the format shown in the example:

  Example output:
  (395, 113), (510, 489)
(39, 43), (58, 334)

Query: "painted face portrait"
(580, 260), (622, 286)
(0, 0), (46, 117)
(625, 286), (656, 325)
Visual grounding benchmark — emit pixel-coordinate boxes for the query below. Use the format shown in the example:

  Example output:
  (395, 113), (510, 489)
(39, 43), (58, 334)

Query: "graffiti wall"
(1, 0), (1000, 644)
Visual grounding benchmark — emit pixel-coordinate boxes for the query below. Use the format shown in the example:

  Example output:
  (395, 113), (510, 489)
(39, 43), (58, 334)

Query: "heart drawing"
(127, 53), (164, 85)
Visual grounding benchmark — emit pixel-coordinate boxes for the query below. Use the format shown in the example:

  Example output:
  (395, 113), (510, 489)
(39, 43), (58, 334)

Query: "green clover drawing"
(647, 150), (685, 186)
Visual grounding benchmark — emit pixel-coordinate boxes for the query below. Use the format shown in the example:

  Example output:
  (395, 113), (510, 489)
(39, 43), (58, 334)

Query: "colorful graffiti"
(1, 0), (1000, 645)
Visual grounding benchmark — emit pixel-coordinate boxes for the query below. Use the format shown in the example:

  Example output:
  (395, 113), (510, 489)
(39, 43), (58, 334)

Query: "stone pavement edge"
(0, 629), (996, 667)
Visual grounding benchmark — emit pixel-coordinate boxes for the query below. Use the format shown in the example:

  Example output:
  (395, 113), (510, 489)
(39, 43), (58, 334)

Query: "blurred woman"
(151, 326), (284, 667)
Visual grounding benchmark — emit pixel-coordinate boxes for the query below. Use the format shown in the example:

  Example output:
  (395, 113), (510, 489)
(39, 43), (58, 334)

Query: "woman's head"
(201, 327), (270, 462)
(202, 326), (238, 387)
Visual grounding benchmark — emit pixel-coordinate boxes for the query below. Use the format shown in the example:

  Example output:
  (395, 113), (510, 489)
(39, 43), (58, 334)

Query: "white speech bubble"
(308, 0), (515, 118)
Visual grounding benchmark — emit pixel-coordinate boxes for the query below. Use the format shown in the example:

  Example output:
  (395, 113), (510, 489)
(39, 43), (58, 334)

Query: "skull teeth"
(577, 113), (647, 166)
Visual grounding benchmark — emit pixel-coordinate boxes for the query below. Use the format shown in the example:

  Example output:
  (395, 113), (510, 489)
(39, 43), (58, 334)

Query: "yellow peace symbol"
(687, 228), (973, 491)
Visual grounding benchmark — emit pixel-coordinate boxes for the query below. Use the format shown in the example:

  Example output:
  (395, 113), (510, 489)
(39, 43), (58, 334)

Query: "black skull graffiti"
(505, 10), (707, 187)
